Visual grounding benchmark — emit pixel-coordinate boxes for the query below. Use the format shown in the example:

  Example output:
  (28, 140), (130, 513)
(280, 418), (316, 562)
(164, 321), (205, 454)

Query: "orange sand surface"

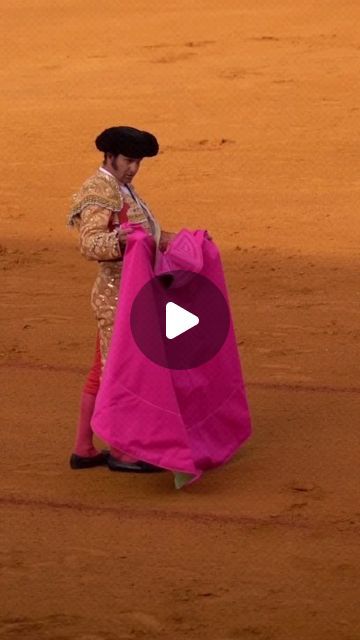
(1, 1), (360, 638)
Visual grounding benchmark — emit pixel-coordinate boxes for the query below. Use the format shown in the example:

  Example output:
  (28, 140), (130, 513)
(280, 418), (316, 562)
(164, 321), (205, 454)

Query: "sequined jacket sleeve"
(78, 206), (123, 261)
(68, 172), (124, 261)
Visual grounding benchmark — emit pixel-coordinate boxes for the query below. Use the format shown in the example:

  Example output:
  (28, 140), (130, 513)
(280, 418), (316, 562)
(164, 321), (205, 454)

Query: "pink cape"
(92, 226), (252, 488)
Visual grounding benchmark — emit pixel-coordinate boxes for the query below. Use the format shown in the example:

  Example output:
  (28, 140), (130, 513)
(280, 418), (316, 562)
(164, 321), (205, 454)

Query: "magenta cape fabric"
(92, 226), (252, 488)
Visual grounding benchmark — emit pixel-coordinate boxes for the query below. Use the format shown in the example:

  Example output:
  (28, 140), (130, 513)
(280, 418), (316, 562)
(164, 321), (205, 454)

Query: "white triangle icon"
(166, 302), (199, 340)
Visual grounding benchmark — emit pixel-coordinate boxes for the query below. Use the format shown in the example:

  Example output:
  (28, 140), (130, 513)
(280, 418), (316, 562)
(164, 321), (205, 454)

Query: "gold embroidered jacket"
(68, 168), (163, 366)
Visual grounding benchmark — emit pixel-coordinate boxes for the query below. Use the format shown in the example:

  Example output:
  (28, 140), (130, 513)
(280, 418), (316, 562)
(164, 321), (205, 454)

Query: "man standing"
(68, 126), (175, 471)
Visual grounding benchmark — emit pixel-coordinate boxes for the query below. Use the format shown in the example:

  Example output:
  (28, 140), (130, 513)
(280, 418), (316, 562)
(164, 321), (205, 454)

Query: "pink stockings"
(72, 333), (102, 457)
(73, 391), (99, 457)
(72, 332), (138, 463)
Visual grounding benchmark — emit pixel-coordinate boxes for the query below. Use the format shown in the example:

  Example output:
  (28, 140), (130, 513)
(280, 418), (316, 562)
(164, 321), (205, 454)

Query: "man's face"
(107, 153), (142, 184)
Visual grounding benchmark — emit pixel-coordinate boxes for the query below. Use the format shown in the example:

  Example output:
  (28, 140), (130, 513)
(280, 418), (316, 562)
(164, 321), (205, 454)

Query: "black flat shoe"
(140, 461), (166, 473)
(107, 454), (165, 473)
(70, 449), (110, 469)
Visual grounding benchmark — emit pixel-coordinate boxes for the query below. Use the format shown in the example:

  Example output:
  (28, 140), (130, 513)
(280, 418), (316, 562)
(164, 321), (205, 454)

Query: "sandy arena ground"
(1, 1), (360, 638)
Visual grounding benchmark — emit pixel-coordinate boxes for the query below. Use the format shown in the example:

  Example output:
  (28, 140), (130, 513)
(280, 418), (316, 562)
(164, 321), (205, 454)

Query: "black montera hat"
(95, 126), (159, 158)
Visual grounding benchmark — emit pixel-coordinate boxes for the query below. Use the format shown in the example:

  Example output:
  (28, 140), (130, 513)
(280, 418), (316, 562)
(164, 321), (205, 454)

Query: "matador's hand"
(159, 230), (213, 251)
(118, 227), (134, 242)
(159, 230), (176, 252)
(118, 227), (134, 255)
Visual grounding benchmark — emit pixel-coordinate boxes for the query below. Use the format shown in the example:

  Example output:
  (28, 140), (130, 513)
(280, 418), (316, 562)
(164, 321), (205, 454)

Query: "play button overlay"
(130, 270), (230, 369)
(166, 302), (199, 339)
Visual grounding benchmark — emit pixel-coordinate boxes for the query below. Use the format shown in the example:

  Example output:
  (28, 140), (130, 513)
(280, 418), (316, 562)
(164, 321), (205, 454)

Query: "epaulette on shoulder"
(67, 171), (123, 228)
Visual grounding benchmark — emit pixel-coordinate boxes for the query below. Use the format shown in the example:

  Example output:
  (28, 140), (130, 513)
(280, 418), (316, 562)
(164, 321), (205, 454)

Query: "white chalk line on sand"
(0, 361), (359, 395)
